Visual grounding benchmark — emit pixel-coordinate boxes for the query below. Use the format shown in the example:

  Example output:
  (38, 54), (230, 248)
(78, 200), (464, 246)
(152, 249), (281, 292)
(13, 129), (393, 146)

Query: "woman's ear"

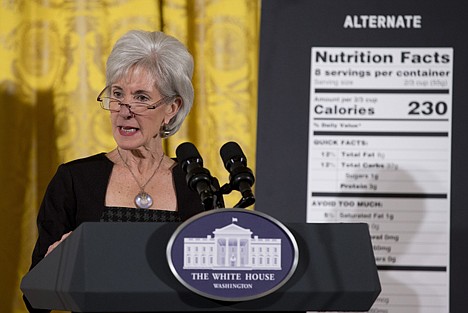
(164, 97), (182, 123)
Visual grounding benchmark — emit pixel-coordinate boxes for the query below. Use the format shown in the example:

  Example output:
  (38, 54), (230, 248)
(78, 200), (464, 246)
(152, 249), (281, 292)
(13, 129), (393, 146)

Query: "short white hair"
(106, 30), (194, 136)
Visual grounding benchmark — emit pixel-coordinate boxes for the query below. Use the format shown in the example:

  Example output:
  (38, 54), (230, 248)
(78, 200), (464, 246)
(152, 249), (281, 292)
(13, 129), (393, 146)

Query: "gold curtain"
(0, 1), (260, 312)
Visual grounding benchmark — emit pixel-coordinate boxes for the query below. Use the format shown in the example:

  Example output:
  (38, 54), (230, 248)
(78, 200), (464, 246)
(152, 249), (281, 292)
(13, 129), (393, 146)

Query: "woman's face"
(109, 66), (180, 151)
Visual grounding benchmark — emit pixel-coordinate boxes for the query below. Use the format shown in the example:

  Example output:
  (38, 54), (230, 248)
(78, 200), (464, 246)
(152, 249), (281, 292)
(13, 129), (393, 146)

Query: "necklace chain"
(117, 148), (165, 192)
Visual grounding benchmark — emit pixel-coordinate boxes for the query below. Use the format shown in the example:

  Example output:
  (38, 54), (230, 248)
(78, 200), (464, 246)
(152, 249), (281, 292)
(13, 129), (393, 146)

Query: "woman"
(25, 30), (204, 312)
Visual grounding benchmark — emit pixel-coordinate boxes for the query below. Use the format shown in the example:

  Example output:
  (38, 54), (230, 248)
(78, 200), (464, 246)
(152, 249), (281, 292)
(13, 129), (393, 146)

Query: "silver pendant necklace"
(117, 148), (165, 209)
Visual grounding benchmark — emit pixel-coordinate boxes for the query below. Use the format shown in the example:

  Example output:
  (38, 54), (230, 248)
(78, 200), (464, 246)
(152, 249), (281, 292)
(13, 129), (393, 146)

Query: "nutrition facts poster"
(307, 47), (452, 313)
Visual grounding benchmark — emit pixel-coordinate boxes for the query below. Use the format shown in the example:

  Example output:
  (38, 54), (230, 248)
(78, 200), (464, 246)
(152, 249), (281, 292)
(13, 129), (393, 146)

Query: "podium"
(21, 222), (380, 312)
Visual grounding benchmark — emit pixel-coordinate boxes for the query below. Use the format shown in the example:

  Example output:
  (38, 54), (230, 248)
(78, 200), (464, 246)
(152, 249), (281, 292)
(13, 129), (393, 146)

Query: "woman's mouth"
(118, 126), (139, 136)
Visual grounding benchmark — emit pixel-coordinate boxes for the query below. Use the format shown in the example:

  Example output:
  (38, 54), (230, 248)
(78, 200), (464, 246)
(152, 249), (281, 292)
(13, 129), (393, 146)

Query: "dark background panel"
(255, 0), (467, 311)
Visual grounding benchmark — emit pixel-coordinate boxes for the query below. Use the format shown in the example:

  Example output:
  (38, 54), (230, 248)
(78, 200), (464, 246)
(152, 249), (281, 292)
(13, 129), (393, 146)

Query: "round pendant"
(134, 192), (153, 209)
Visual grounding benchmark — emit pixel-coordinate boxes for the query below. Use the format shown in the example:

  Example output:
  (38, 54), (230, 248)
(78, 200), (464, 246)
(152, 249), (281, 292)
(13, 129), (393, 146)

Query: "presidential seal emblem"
(167, 209), (299, 301)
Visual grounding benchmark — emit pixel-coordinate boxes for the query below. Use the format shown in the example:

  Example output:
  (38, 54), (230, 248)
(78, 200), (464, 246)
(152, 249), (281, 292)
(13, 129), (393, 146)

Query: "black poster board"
(256, 0), (468, 312)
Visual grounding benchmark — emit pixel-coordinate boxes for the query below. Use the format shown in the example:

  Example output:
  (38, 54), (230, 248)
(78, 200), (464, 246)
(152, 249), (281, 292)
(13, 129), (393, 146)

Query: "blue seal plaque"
(167, 209), (299, 301)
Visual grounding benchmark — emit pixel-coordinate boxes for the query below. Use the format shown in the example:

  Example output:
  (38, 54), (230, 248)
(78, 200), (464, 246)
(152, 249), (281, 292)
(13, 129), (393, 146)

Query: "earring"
(159, 123), (171, 138)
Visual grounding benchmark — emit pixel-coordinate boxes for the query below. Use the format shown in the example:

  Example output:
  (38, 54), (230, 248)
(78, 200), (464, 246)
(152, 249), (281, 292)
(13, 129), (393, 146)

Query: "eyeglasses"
(97, 86), (175, 114)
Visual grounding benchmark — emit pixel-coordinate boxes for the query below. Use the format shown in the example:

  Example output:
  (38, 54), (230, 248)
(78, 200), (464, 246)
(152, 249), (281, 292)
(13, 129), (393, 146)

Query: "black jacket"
(24, 153), (204, 313)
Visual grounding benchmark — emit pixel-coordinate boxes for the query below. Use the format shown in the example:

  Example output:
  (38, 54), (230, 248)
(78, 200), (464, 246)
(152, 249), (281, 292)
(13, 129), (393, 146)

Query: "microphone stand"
(217, 183), (255, 209)
(210, 176), (226, 209)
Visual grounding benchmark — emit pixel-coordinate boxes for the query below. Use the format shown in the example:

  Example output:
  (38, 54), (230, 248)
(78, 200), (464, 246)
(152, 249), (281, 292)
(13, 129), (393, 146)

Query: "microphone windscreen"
(220, 141), (246, 167)
(176, 142), (202, 165)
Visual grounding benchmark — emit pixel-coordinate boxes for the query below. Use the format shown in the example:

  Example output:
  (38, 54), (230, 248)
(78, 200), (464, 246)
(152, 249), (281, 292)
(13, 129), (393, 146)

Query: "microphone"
(176, 142), (215, 210)
(220, 141), (255, 208)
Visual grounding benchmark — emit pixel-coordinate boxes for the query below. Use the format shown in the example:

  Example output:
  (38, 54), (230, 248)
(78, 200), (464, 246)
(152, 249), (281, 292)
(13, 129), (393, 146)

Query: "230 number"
(408, 101), (447, 115)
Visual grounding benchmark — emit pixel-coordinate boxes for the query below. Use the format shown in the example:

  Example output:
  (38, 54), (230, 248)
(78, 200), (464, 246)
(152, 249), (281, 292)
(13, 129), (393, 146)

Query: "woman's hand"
(45, 231), (72, 257)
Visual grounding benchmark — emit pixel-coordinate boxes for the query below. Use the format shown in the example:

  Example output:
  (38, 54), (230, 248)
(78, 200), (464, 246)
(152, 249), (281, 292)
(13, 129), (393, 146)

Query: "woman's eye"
(136, 95), (150, 102)
(112, 91), (123, 98)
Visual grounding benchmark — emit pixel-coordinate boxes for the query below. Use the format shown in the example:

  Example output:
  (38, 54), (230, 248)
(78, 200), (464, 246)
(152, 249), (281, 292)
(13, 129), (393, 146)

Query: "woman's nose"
(118, 103), (134, 118)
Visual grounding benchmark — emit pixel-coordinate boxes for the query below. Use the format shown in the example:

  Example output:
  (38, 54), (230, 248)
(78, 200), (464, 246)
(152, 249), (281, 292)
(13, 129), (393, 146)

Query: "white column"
(224, 237), (229, 266)
(237, 238), (241, 266)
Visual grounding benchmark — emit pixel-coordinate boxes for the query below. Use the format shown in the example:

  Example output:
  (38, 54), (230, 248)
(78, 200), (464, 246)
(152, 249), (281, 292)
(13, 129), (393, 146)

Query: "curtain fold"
(0, 1), (259, 312)
(164, 0), (259, 206)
